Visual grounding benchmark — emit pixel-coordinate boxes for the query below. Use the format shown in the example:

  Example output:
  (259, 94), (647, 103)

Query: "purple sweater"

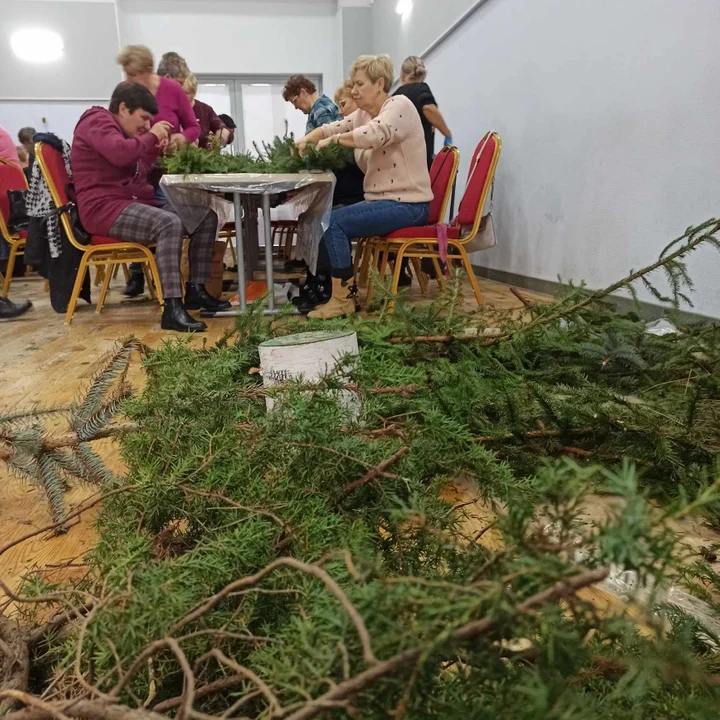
(72, 107), (162, 236)
(154, 77), (201, 143)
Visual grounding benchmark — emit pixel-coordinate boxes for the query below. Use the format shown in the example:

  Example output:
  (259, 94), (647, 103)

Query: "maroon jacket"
(193, 99), (234, 149)
(71, 107), (162, 236)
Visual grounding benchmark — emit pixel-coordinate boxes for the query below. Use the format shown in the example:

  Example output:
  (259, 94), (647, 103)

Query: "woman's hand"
(316, 136), (337, 151)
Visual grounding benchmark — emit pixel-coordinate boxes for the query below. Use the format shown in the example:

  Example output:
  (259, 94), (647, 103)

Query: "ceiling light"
(252, 83), (271, 87)
(396, 0), (413, 17)
(11, 28), (64, 63)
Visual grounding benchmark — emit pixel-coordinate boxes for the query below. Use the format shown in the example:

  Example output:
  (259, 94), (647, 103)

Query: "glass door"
(195, 74), (323, 155)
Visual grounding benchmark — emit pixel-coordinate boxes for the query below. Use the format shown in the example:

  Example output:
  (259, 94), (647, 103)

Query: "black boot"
(0, 297), (32, 319)
(123, 267), (145, 297)
(183, 283), (232, 311)
(296, 272), (332, 314)
(397, 258), (413, 287)
(161, 298), (207, 333)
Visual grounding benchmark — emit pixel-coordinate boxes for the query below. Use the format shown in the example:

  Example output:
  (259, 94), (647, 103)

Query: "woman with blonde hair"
(333, 80), (357, 118)
(116, 45), (201, 297)
(394, 55), (452, 169)
(296, 55), (432, 319)
(184, 73), (233, 149)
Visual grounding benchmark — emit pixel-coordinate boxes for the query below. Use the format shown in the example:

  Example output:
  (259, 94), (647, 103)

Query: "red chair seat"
(16, 230), (27, 240)
(221, 222), (235, 232)
(386, 224), (461, 240)
(91, 235), (122, 246)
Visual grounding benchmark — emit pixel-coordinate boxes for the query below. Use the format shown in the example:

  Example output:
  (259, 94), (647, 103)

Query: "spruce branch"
(282, 568), (609, 720)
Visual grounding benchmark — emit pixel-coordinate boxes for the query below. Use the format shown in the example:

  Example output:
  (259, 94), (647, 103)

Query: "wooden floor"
(0, 271), (541, 599)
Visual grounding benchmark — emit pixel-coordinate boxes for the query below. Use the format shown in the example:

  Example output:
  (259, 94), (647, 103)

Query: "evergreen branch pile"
(163, 135), (355, 177)
(2, 224), (720, 718)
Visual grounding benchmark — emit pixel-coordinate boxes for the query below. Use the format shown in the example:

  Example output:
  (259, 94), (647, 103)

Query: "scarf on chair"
(26, 133), (72, 259)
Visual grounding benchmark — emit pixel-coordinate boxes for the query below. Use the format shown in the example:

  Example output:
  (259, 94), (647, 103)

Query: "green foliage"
(7, 223), (720, 719)
(163, 135), (355, 176)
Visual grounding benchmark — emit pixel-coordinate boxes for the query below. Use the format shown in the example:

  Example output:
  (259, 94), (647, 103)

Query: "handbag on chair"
(7, 189), (30, 233)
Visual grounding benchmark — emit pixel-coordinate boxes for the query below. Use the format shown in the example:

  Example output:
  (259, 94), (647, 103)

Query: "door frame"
(195, 74), (323, 154)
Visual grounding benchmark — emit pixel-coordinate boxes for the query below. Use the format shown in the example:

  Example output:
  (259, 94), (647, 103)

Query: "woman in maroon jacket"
(71, 82), (230, 333)
(184, 73), (234, 150)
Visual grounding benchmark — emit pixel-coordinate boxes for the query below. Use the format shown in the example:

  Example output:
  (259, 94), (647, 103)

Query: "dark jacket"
(71, 107), (162, 236)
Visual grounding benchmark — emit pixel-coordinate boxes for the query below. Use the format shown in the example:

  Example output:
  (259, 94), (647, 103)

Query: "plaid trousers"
(110, 204), (218, 299)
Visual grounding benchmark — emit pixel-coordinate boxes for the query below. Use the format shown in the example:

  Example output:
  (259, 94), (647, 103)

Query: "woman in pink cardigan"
(297, 55), (432, 319)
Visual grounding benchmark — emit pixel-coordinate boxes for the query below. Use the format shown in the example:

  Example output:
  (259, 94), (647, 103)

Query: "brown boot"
(307, 277), (356, 319)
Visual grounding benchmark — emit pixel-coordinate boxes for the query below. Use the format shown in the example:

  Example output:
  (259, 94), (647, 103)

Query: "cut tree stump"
(259, 330), (360, 418)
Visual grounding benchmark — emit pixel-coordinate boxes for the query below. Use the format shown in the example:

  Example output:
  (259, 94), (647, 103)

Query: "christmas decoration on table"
(163, 134), (355, 176)
(1, 221), (720, 719)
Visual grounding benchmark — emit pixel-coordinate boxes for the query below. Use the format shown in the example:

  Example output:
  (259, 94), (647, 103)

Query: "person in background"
(16, 146), (29, 169)
(334, 80), (357, 118)
(0, 125), (33, 317)
(297, 55), (432, 320)
(183, 73), (233, 149)
(294, 80), (365, 315)
(282, 75), (340, 133)
(72, 82), (230, 333)
(393, 56), (452, 169)
(0, 125), (21, 168)
(218, 114), (236, 131)
(117, 45), (201, 296)
(18, 127), (36, 163)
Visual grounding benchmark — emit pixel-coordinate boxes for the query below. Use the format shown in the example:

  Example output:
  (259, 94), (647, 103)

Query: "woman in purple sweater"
(116, 45), (201, 296)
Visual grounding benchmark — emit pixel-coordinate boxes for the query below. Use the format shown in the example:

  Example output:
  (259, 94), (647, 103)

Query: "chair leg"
(388, 246), (408, 315)
(410, 257), (428, 294)
(432, 258), (446, 291)
(96, 260), (114, 313)
(142, 263), (157, 300)
(358, 239), (372, 288)
(147, 257), (164, 307)
(94, 265), (105, 287)
(65, 254), (89, 324)
(2, 245), (18, 297)
(456, 244), (484, 305)
(227, 236), (237, 266)
(121, 263), (130, 282)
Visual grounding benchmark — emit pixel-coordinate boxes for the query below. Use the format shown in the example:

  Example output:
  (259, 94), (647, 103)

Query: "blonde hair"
(116, 44), (154, 77)
(401, 55), (427, 82)
(334, 79), (353, 105)
(351, 54), (394, 92)
(184, 72), (198, 99)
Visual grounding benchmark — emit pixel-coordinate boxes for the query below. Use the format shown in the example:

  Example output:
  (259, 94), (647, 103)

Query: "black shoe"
(183, 283), (232, 311)
(123, 274), (145, 297)
(284, 258), (307, 272)
(0, 297), (32, 319)
(161, 298), (207, 333)
(295, 273), (332, 314)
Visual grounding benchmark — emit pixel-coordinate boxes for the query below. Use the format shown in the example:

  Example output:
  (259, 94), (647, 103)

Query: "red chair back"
(0, 159), (28, 235)
(456, 132), (501, 230)
(35, 142), (70, 206)
(427, 145), (459, 225)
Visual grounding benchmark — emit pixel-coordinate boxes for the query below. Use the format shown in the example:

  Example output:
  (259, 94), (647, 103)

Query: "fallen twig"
(334, 447), (410, 506)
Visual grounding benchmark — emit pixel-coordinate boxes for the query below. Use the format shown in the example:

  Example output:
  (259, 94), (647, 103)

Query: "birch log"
(258, 331), (361, 418)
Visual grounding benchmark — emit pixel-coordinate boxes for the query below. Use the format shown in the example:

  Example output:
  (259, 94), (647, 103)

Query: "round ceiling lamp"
(10, 28), (64, 63)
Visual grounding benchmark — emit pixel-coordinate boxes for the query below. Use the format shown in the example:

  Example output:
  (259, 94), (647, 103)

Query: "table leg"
(234, 192), (247, 311)
(262, 194), (275, 312)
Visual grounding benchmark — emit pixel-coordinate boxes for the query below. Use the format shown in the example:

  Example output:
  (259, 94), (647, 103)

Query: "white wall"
(375, 0), (720, 318)
(373, 0), (476, 62)
(119, 0), (342, 96)
(0, 0), (121, 100)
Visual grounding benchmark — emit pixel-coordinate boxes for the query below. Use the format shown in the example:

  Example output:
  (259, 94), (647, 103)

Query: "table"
(161, 173), (336, 315)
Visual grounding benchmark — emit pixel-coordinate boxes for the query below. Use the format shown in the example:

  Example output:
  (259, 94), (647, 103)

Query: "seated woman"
(184, 73), (233, 149)
(297, 55), (432, 319)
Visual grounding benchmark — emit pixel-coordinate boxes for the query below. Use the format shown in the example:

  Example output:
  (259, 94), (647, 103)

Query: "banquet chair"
(0, 158), (29, 297)
(355, 145), (460, 303)
(35, 141), (164, 324)
(374, 132), (501, 308)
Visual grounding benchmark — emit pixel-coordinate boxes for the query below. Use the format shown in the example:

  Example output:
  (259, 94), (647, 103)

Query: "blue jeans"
(320, 200), (430, 279)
